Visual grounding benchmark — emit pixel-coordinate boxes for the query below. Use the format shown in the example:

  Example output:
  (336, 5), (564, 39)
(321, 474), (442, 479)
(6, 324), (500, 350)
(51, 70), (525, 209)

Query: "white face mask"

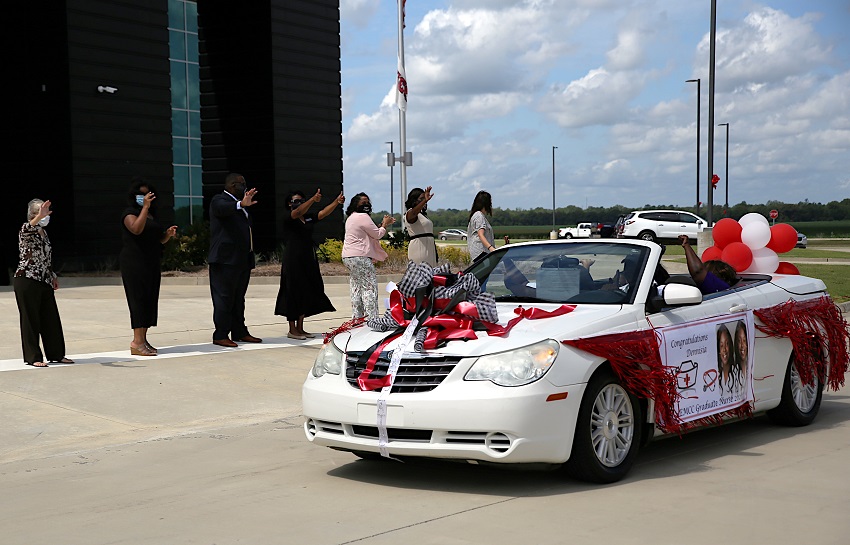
(38, 216), (50, 227)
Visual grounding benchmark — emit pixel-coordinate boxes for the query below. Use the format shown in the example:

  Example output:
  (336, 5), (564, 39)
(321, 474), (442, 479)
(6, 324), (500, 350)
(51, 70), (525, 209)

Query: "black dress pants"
(209, 263), (251, 341)
(13, 276), (66, 364)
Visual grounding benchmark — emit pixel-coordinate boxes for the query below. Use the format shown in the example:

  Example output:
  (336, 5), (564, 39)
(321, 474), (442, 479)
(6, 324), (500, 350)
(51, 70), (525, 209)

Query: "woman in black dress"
(275, 189), (344, 339)
(120, 178), (177, 356)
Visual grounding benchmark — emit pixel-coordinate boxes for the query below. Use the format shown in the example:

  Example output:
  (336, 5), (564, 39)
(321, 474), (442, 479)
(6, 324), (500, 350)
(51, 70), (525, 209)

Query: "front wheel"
(767, 356), (823, 426)
(564, 371), (643, 483)
(565, 233), (573, 239)
(638, 230), (656, 242)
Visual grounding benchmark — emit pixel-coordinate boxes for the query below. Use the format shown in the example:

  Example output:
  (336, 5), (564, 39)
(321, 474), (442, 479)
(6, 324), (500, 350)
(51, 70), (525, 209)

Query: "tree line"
(375, 198), (850, 228)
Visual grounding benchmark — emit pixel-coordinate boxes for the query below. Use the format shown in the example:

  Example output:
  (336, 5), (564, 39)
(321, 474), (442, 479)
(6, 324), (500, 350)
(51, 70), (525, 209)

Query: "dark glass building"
(5, 0), (343, 279)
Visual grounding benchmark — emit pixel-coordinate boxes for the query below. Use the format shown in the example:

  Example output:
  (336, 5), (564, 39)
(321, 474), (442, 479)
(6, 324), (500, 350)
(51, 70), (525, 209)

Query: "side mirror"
(697, 220), (704, 225)
(647, 283), (702, 313)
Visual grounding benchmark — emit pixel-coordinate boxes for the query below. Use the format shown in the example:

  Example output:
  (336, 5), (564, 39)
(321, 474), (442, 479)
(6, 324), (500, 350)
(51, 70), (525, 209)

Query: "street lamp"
(686, 78), (701, 216)
(706, 0), (718, 225)
(718, 123), (729, 215)
(552, 146), (558, 239)
(385, 141), (394, 219)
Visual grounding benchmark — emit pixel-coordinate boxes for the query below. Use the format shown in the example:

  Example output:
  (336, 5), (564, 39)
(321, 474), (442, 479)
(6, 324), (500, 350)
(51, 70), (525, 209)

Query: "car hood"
(333, 304), (634, 357)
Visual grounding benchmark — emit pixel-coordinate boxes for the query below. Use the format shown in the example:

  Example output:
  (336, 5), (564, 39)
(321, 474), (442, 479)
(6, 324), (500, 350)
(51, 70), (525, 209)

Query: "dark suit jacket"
(208, 192), (255, 269)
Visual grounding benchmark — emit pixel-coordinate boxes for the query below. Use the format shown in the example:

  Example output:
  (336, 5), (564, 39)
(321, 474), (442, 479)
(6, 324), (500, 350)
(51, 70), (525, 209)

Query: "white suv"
(618, 210), (706, 243)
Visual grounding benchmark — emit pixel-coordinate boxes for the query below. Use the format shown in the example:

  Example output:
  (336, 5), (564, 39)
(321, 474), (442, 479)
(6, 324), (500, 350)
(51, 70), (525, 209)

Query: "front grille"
(345, 352), (462, 393)
(351, 426), (432, 442)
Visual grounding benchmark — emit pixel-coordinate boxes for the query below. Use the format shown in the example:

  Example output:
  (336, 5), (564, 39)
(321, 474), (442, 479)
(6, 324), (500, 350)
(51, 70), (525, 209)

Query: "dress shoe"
(239, 334), (262, 343)
(213, 338), (238, 348)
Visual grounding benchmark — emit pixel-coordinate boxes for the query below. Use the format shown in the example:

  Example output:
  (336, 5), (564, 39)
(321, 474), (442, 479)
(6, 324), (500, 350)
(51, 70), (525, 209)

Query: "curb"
(0, 274), (402, 290)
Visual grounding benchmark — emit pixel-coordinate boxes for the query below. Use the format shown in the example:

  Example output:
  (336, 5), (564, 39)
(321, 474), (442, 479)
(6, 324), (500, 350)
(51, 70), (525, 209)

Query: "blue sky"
(339, 0), (849, 214)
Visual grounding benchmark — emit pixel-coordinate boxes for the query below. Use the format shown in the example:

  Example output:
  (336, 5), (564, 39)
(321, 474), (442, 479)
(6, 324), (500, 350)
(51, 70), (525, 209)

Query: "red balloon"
(721, 242), (753, 272)
(701, 246), (723, 262)
(712, 218), (742, 249)
(766, 223), (797, 254)
(775, 261), (800, 275)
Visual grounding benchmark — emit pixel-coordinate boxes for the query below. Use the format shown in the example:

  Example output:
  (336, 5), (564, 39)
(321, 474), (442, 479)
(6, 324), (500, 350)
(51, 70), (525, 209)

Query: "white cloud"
(340, 0), (381, 28)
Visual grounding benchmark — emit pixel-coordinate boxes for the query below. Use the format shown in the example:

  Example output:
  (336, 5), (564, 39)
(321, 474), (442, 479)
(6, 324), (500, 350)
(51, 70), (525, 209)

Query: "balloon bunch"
(701, 213), (800, 275)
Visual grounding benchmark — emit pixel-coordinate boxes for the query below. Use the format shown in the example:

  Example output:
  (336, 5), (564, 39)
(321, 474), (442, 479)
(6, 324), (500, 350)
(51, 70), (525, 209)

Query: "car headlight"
(465, 339), (559, 387)
(312, 341), (344, 377)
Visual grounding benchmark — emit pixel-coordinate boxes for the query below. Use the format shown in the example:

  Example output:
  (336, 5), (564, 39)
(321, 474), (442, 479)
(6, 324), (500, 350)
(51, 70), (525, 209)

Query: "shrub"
(318, 238), (344, 263)
(437, 245), (470, 269)
(161, 221), (211, 271)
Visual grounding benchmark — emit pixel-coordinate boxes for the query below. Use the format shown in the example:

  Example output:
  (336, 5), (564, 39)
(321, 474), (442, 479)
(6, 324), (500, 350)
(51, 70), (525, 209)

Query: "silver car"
(438, 228), (467, 240)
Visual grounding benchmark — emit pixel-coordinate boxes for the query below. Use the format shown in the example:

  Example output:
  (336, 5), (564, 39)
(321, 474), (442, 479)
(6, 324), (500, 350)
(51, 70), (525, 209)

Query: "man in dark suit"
(208, 172), (262, 347)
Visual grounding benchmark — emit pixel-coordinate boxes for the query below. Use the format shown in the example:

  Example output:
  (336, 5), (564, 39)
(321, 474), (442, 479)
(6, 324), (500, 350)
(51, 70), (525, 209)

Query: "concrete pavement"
(1, 275), (850, 544)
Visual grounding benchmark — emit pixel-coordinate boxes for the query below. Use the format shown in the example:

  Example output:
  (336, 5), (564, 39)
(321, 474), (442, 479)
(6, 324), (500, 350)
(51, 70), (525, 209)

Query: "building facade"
(5, 0), (343, 278)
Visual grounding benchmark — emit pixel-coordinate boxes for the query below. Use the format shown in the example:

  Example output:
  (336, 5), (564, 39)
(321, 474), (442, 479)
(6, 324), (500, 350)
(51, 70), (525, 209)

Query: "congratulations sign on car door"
(658, 312), (755, 422)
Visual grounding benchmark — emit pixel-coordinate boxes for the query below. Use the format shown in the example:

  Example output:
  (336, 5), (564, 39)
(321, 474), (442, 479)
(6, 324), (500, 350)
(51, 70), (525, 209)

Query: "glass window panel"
(173, 138), (189, 165)
(173, 165), (190, 195)
(171, 109), (188, 137)
(185, 2), (198, 33)
(190, 167), (203, 196)
(168, 0), (184, 30)
(170, 61), (187, 109)
(174, 196), (191, 227)
(187, 63), (200, 110)
(169, 30), (186, 60)
(189, 139), (202, 166)
(189, 111), (200, 138)
(186, 34), (199, 63)
(191, 198), (204, 224)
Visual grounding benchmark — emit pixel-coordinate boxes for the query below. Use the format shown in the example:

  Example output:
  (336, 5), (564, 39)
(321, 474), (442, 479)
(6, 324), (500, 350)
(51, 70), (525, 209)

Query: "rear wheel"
(564, 371), (642, 483)
(440, 235), (447, 240)
(565, 233), (573, 239)
(638, 230), (656, 242)
(767, 356), (823, 426)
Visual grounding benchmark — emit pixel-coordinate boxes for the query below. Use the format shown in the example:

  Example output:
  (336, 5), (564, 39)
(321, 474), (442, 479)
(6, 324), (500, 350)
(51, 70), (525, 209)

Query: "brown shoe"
(213, 338), (238, 348)
(131, 344), (157, 356)
(239, 335), (262, 343)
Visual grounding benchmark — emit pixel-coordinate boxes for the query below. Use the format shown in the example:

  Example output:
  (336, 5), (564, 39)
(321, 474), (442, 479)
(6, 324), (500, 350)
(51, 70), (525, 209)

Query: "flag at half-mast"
(396, 0), (408, 111)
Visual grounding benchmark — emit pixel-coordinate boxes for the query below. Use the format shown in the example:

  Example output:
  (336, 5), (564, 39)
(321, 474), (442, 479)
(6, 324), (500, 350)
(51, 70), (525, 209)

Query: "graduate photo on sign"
(659, 312), (755, 423)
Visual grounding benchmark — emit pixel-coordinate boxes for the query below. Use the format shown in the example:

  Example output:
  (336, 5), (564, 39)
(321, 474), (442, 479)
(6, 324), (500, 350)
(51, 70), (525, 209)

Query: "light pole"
(718, 123), (729, 215)
(385, 141), (394, 218)
(686, 78), (700, 216)
(552, 146), (558, 239)
(706, 0), (717, 225)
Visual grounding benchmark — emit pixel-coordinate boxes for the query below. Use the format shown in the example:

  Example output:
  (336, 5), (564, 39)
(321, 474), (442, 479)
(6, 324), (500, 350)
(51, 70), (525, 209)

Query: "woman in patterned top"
(13, 199), (73, 367)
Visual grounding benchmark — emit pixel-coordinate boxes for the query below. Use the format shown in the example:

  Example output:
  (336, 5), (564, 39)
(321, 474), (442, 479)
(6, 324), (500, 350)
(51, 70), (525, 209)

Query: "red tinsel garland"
(323, 316), (367, 345)
(754, 296), (850, 391)
(563, 330), (685, 434)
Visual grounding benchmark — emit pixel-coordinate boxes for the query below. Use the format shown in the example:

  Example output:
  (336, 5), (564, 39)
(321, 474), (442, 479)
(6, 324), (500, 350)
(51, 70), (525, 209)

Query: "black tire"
(461, 236), (467, 240)
(564, 370), (643, 483)
(638, 230), (656, 243)
(439, 235), (447, 240)
(767, 355), (823, 426)
(565, 233), (573, 239)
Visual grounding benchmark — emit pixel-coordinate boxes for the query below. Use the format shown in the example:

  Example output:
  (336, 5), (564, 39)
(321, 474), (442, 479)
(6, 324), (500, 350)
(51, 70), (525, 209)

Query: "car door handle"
(729, 303), (748, 313)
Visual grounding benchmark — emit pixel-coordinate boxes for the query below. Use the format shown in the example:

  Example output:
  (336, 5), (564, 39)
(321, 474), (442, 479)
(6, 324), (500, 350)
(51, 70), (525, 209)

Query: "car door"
(677, 213), (703, 240)
(653, 212), (679, 239)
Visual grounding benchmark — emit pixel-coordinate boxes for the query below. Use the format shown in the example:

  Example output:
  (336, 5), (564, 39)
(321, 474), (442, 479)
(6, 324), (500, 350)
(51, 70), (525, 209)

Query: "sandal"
(130, 344), (157, 357)
(300, 331), (316, 338)
(287, 332), (307, 340)
(26, 361), (49, 367)
(144, 342), (158, 354)
(50, 358), (75, 364)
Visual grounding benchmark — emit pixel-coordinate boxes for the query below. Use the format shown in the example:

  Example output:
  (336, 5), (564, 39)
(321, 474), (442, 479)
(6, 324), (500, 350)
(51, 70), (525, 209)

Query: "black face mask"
(356, 204), (372, 214)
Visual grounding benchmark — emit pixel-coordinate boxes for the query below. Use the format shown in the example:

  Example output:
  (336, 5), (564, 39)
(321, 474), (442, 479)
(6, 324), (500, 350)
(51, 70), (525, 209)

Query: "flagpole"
(397, 0), (409, 203)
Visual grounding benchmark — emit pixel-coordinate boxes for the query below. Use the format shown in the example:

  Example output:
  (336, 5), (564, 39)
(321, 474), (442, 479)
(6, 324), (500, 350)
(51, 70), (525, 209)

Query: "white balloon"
(739, 212), (769, 228)
(741, 221), (771, 250)
(748, 247), (779, 274)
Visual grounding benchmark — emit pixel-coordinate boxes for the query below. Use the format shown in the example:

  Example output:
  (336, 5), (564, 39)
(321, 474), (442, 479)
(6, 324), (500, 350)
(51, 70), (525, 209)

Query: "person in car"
(678, 235), (736, 294)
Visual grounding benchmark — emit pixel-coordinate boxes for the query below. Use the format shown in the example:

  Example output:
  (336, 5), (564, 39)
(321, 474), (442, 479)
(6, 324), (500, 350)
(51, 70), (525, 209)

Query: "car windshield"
(465, 242), (651, 305)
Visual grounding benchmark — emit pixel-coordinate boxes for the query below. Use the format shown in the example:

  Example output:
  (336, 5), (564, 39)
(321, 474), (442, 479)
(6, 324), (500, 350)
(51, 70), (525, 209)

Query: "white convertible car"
(302, 240), (847, 483)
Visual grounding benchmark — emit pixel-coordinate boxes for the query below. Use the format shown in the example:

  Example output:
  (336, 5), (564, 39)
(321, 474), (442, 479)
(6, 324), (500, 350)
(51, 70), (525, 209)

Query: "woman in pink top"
(342, 193), (395, 319)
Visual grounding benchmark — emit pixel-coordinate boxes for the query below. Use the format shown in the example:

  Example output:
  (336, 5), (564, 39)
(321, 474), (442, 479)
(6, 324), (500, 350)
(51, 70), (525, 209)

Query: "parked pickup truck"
(558, 222), (594, 239)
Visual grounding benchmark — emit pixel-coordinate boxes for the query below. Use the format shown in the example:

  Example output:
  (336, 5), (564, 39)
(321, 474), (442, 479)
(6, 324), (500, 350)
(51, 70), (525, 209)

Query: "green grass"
(794, 264), (850, 303)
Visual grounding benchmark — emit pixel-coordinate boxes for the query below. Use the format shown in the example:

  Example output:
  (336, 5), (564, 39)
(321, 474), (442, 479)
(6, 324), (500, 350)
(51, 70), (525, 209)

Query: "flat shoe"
(213, 338), (238, 348)
(26, 362), (49, 367)
(287, 332), (307, 340)
(49, 358), (75, 364)
(130, 345), (157, 356)
(300, 332), (316, 338)
(239, 335), (263, 343)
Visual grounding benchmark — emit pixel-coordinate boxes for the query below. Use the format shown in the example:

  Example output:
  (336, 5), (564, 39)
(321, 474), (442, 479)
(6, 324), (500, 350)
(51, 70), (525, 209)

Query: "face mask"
(357, 204), (372, 214)
(38, 216), (50, 227)
(135, 195), (145, 206)
(290, 198), (305, 211)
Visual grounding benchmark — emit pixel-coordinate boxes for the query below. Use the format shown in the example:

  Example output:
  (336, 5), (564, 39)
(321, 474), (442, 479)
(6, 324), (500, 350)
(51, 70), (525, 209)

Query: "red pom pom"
(766, 223), (798, 254)
(774, 261), (800, 275)
(701, 246), (723, 262)
(721, 242), (753, 272)
(712, 218), (742, 249)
